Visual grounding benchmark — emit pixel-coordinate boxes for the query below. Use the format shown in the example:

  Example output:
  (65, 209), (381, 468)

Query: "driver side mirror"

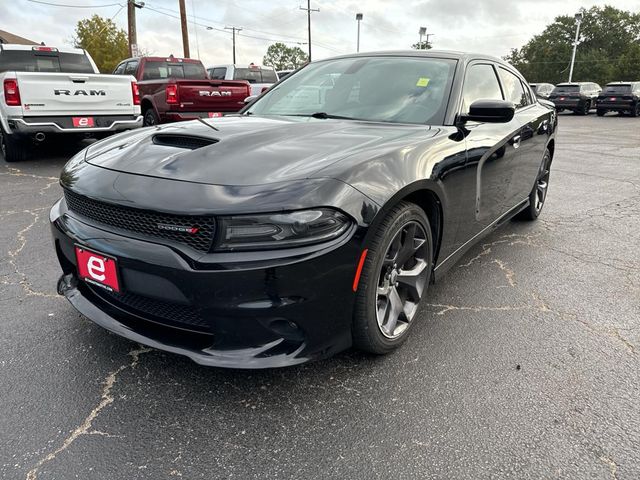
(459, 100), (515, 124)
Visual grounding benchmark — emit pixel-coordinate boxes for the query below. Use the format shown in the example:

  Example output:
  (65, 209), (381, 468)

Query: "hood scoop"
(152, 134), (219, 150)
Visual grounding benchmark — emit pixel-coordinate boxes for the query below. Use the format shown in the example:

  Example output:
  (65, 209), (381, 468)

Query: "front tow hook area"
(57, 273), (77, 296)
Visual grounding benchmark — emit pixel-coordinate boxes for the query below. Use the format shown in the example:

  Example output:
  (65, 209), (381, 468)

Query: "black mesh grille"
(64, 189), (215, 252)
(91, 286), (210, 331)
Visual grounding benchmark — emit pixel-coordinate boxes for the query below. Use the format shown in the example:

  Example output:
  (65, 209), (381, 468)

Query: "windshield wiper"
(284, 112), (360, 120)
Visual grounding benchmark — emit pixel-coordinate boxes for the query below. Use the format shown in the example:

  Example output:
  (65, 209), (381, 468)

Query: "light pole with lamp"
(418, 26), (427, 49)
(568, 8), (585, 82)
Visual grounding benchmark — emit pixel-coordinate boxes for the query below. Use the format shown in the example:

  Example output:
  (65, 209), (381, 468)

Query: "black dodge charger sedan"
(51, 51), (557, 368)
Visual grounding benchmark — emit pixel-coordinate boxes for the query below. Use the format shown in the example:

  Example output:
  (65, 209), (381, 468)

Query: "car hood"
(85, 116), (434, 186)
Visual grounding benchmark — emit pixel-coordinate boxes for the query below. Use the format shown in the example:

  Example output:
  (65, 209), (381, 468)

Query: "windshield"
(233, 67), (277, 83)
(603, 85), (631, 94)
(552, 85), (580, 94)
(0, 50), (94, 73)
(142, 61), (206, 80)
(247, 56), (457, 125)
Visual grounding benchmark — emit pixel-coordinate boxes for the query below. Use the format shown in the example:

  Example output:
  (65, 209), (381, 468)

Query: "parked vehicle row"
(0, 44), (142, 162)
(529, 80), (640, 117)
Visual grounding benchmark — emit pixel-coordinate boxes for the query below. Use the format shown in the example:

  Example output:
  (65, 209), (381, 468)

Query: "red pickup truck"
(113, 56), (250, 125)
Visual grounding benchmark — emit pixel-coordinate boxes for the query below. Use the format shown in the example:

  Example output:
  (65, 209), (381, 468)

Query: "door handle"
(512, 134), (521, 149)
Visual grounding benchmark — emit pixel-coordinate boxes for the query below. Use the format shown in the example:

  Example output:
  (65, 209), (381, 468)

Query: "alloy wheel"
(376, 221), (429, 339)
(535, 160), (551, 213)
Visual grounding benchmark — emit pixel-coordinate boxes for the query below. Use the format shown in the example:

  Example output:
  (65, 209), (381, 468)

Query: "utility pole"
(127, 1), (145, 57)
(178, 0), (190, 58)
(225, 26), (242, 64)
(299, 0), (319, 61)
(568, 8), (585, 82)
(356, 13), (363, 53)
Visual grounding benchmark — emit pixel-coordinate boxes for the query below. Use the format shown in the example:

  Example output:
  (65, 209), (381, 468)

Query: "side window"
(124, 61), (138, 76)
(113, 63), (126, 75)
(210, 67), (226, 80)
(497, 67), (527, 108)
(520, 79), (534, 105)
(462, 64), (503, 112)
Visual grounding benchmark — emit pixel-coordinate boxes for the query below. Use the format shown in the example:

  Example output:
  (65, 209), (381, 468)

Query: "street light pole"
(356, 13), (363, 52)
(418, 26), (426, 50)
(568, 9), (585, 82)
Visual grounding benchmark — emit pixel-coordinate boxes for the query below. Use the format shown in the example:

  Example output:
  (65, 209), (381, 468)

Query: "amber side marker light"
(352, 249), (368, 292)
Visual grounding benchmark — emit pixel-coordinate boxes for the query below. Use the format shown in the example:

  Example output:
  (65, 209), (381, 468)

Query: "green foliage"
(504, 5), (640, 86)
(73, 15), (129, 73)
(263, 43), (309, 70)
(411, 41), (432, 50)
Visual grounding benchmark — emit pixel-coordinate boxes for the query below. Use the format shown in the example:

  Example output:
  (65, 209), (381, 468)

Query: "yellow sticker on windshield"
(416, 77), (430, 87)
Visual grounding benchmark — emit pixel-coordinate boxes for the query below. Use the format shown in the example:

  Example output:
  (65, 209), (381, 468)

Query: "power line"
(143, 5), (342, 53)
(25, 0), (121, 7)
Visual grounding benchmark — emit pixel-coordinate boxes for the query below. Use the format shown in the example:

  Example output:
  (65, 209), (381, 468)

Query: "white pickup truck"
(207, 64), (279, 97)
(0, 44), (142, 162)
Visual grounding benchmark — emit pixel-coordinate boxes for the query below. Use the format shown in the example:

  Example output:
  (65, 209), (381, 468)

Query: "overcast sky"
(3, 0), (639, 67)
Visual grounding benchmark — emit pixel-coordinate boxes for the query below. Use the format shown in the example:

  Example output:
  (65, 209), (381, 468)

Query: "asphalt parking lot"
(1, 114), (639, 479)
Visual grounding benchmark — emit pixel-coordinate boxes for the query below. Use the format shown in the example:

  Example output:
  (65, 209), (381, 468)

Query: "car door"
(497, 67), (545, 204)
(454, 62), (523, 246)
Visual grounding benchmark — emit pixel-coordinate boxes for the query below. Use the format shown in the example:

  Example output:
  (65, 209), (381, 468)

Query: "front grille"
(64, 189), (215, 252)
(91, 286), (210, 331)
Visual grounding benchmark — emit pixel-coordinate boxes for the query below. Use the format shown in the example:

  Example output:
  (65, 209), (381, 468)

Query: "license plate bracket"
(72, 117), (95, 128)
(75, 245), (121, 293)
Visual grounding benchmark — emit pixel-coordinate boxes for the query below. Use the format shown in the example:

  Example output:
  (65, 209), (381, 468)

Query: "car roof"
(605, 81), (635, 85)
(207, 64), (275, 69)
(0, 43), (86, 55)
(320, 49), (509, 65)
(118, 56), (202, 64)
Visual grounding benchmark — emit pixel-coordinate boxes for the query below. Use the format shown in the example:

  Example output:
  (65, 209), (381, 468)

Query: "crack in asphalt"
(439, 226), (639, 356)
(2, 208), (60, 299)
(24, 346), (152, 480)
(599, 455), (619, 480)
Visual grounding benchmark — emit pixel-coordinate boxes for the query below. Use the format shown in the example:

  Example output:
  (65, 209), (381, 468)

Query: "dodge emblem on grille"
(157, 224), (199, 234)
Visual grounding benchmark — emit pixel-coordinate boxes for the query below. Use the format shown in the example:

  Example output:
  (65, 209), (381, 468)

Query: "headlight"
(216, 208), (351, 251)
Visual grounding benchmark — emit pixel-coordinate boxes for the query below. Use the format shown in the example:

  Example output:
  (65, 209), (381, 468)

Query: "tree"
(504, 6), (640, 86)
(411, 41), (432, 50)
(263, 43), (309, 70)
(72, 15), (129, 73)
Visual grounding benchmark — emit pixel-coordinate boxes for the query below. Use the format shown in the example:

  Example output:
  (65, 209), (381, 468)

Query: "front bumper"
(50, 198), (360, 368)
(7, 115), (143, 134)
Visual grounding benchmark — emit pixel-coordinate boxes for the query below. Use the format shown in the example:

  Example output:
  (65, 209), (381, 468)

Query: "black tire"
(352, 201), (433, 354)
(597, 109), (606, 117)
(1, 127), (28, 163)
(143, 108), (159, 127)
(632, 104), (640, 118)
(582, 100), (591, 115)
(518, 149), (551, 221)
